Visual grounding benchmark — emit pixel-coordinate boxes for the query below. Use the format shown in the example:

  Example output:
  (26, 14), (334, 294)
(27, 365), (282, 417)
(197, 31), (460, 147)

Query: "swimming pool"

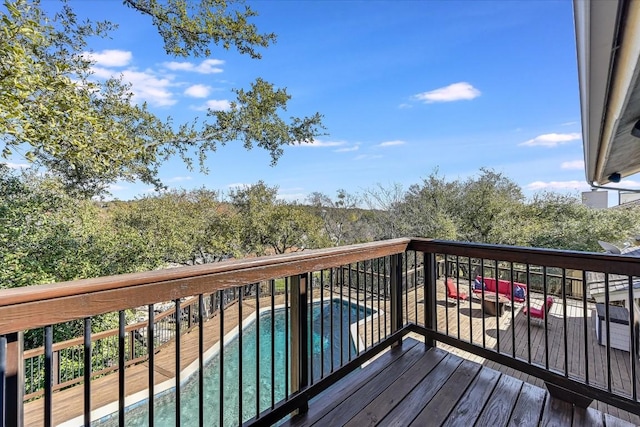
(96, 299), (374, 426)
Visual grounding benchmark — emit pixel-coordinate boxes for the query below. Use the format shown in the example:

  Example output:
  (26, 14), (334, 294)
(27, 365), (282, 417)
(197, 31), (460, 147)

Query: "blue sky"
(28, 0), (630, 203)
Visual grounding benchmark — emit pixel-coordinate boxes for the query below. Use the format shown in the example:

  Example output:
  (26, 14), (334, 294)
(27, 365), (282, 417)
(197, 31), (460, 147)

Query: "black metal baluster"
(284, 279), (289, 398)
(329, 270), (335, 373)
(468, 257), (473, 345)
(562, 269), (568, 377)
(309, 275), (314, 384)
(198, 295), (204, 427)
(494, 260), (500, 352)
(270, 280), (275, 405)
(444, 254), (450, 335)
(45, 325), (53, 427)
(480, 259), (486, 348)
(425, 252), (437, 349)
(404, 254), (408, 327)
(372, 259), (376, 346)
(219, 291), (224, 427)
(526, 264), (532, 364)
(510, 263), (516, 358)
(384, 258), (388, 339)
(174, 300), (181, 427)
(582, 270), (590, 385)
(377, 258), (381, 343)
(256, 283), (260, 418)
(356, 262), (360, 355)
(340, 268), (344, 366)
(604, 275), (612, 392)
(348, 264), (353, 361)
(455, 257), (461, 340)
(363, 262), (368, 350)
(628, 276), (637, 400)
(543, 266), (549, 369)
(148, 304), (155, 426)
(118, 310), (126, 427)
(238, 288), (244, 425)
(84, 318), (91, 427)
(320, 271), (325, 379)
(413, 251), (419, 334)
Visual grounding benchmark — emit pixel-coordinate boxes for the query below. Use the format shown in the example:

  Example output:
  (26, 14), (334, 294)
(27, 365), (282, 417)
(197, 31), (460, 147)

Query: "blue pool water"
(97, 299), (373, 426)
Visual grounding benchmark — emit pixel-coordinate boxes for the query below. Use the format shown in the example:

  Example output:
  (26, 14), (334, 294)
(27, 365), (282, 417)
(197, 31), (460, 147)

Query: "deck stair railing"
(1, 238), (640, 426)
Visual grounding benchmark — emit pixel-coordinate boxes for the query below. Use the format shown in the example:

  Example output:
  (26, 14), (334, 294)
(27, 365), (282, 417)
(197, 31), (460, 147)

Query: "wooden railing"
(0, 239), (410, 426)
(409, 238), (640, 416)
(2, 237), (640, 426)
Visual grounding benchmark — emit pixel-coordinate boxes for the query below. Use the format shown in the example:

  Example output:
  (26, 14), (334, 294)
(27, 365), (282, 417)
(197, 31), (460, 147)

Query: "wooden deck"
(284, 338), (635, 427)
(23, 281), (640, 426)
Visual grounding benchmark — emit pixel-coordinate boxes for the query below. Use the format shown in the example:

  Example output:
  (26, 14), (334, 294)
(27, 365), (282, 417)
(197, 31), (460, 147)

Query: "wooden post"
(290, 274), (309, 414)
(3, 332), (24, 427)
(425, 252), (437, 348)
(390, 254), (403, 347)
(53, 351), (60, 386)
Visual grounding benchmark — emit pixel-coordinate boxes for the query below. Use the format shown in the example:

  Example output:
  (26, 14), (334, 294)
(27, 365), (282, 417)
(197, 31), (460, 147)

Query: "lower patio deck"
(284, 338), (634, 427)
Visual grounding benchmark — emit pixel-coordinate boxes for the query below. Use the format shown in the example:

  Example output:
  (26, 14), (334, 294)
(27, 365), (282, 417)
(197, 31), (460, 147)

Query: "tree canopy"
(0, 0), (324, 197)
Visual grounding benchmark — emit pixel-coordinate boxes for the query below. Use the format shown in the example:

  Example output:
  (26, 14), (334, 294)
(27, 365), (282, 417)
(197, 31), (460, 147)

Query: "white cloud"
(398, 103), (412, 109)
(3, 162), (29, 169)
(525, 180), (590, 191)
(166, 176), (192, 183)
(561, 160), (585, 170)
(123, 69), (175, 107)
(191, 99), (231, 111)
(520, 132), (582, 147)
(378, 140), (406, 147)
(619, 179), (640, 188)
(163, 59), (225, 74)
(227, 182), (250, 188)
(204, 99), (231, 111)
(413, 82), (481, 103)
(277, 194), (306, 202)
(561, 121), (578, 126)
(277, 190), (306, 202)
(108, 184), (127, 192)
(355, 154), (383, 161)
(335, 144), (360, 153)
(84, 49), (132, 67)
(297, 139), (346, 148)
(184, 84), (212, 98)
(93, 66), (176, 107)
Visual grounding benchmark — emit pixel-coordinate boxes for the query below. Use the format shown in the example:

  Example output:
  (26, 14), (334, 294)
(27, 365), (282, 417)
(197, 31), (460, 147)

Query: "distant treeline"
(2, 166), (639, 292)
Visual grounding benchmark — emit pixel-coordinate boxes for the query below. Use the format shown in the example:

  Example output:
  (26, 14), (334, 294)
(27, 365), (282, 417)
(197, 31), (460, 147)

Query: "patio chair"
(446, 278), (468, 301)
(523, 296), (554, 325)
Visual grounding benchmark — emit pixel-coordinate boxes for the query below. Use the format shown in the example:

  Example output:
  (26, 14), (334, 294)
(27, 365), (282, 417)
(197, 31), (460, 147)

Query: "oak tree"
(0, 0), (324, 197)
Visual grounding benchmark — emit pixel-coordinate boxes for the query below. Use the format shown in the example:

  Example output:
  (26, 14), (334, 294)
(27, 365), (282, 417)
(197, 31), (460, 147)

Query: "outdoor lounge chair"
(523, 296), (554, 325)
(446, 278), (468, 301)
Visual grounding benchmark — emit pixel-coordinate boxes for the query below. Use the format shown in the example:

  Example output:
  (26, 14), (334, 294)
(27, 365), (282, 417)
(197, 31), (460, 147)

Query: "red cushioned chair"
(445, 278), (468, 301)
(523, 296), (554, 325)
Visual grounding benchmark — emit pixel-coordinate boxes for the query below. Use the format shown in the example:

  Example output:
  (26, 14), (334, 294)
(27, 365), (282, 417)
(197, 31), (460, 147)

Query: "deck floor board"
(297, 339), (632, 427)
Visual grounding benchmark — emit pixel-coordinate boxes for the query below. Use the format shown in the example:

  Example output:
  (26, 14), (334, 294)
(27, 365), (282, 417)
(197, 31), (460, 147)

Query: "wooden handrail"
(410, 238), (640, 276)
(0, 239), (411, 335)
